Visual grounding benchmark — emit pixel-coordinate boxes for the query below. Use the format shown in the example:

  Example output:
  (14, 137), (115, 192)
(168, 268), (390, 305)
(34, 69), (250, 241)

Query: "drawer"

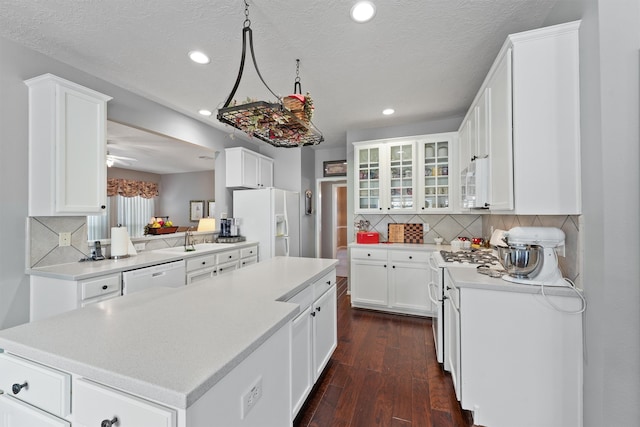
(73, 378), (176, 427)
(216, 260), (238, 275)
(216, 249), (240, 264)
(186, 254), (217, 272)
(186, 267), (217, 285)
(81, 290), (120, 307)
(240, 255), (258, 268)
(350, 248), (386, 261)
(287, 284), (313, 309)
(313, 270), (337, 299)
(389, 250), (431, 263)
(0, 353), (71, 417)
(0, 395), (70, 427)
(240, 246), (258, 259)
(81, 273), (121, 300)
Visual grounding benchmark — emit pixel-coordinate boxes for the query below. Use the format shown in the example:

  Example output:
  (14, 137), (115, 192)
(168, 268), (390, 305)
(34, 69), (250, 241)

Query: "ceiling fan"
(106, 150), (137, 167)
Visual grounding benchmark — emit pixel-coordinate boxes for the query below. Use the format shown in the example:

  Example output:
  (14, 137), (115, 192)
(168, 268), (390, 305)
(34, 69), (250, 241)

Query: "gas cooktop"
(439, 249), (501, 266)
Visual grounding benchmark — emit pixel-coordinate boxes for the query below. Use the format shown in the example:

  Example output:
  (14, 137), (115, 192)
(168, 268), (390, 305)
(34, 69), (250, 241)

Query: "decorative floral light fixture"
(217, 1), (323, 148)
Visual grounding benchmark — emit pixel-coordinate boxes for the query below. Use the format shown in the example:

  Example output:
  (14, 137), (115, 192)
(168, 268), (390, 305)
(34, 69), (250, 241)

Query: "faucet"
(184, 227), (196, 251)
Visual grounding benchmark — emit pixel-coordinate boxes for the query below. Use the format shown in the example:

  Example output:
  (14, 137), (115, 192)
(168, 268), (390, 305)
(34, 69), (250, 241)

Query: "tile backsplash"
(27, 217), (215, 268)
(354, 213), (582, 287)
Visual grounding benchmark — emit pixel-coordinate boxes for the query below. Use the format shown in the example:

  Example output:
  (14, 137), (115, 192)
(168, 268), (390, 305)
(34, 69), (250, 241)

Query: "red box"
(356, 231), (379, 244)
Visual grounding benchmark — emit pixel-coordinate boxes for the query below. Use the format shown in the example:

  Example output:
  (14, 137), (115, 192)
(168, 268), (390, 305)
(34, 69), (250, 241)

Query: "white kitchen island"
(0, 257), (337, 427)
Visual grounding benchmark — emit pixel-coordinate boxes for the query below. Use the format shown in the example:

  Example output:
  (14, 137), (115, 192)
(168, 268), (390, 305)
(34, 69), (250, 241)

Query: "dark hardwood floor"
(294, 277), (475, 427)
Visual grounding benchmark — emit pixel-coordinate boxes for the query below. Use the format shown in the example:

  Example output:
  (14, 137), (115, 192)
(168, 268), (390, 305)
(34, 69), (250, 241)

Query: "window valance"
(107, 178), (159, 199)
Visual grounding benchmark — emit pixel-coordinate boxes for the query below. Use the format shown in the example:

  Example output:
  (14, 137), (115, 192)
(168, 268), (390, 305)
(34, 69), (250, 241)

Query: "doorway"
(316, 178), (348, 277)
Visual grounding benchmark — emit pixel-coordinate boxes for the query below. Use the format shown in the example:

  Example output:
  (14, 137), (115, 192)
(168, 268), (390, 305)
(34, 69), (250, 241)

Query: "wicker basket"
(283, 95), (308, 123)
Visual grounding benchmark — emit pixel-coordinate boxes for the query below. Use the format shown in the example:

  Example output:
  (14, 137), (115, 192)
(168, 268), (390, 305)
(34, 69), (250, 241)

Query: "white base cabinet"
(288, 270), (337, 419)
(25, 74), (112, 216)
(457, 286), (583, 427)
(350, 246), (434, 316)
(0, 396), (70, 427)
(30, 273), (121, 322)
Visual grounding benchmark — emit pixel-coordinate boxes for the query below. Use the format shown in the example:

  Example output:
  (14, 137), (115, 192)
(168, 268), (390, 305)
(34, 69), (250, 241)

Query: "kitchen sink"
(155, 243), (235, 254)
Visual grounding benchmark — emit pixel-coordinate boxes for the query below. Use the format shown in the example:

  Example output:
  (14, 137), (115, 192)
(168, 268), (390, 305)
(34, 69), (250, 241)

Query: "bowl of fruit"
(146, 217), (178, 234)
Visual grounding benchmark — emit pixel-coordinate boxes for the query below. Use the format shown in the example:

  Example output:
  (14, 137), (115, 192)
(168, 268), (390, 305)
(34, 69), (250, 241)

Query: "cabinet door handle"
(310, 311), (316, 317)
(101, 417), (118, 427)
(316, 306), (321, 312)
(12, 382), (27, 394)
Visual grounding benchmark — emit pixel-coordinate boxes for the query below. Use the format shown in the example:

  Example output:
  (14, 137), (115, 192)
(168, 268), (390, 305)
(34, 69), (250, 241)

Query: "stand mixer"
(497, 227), (567, 286)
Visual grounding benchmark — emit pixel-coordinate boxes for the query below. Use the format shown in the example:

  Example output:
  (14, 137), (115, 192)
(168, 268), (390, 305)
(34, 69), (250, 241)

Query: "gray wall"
(160, 171), (215, 226)
(555, 1), (640, 425)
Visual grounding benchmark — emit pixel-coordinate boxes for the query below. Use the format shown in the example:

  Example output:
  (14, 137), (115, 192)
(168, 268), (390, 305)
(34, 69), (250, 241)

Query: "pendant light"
(217, 1), (323, 148)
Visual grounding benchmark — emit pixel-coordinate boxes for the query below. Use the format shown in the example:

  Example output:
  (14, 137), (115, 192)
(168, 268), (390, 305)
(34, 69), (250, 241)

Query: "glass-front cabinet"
(417, 133), (455, 211)
(356, 145), (381, 211)
(387, 141), (415, 212)
(354, 133), (456, 214)
(355, 140), (416, 213)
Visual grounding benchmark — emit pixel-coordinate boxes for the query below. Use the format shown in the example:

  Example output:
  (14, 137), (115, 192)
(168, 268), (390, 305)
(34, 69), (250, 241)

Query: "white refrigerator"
(233, 188), (300, 260)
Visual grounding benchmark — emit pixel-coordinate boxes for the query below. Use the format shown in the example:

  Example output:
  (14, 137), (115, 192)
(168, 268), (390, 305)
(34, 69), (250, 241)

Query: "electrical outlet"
(59, 232), (71, 247)
(241, 376), (263, 419)
(424, 223), (430, 232)
(134, 242), (146, 251)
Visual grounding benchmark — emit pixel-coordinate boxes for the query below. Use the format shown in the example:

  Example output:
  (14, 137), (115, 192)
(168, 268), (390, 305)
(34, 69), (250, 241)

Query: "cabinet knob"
(383, 264), (387, 268)
(219, 268), (223, 272)
(409, 256), (413, 259)
(387, 207), (391, 210)
(443, 296), (448, 300)
(102, 285), (108, 290)
(484, 202), (490, 207)
(101, 205), (106, 210)
(242, 261), (246, 265)
(326, 280), (331, 285)
(446, 286), (452, 290)
(392, 265), (396, 269)
(379, 208), (382, 210)
(310, 311), (316, 317)
(421, 207), (425, 210)
(316, 306), (321, 312)
(367, 253), (371, 257)
(229, 255), (232, 259)
(12, 382), (27, 394)
(101, 417), (118, 427)
(202, 261), (206, 265)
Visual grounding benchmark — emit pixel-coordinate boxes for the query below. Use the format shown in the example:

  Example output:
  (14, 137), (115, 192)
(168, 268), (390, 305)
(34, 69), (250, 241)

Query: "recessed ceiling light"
(199, 109), (212, 116)
(383, 108), (395, 115)
(351, 1), (376, 23)
(189, 50), (210, 64)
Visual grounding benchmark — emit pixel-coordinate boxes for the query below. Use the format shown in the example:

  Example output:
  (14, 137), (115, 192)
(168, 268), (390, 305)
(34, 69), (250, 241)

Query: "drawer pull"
(101, 416), (118, 427)
(102, 285), (108, 290)
(12, 382), (27, 394)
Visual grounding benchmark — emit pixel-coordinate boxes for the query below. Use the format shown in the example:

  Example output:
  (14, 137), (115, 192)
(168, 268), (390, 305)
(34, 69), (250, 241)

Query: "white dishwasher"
(122, 260), (186, 295)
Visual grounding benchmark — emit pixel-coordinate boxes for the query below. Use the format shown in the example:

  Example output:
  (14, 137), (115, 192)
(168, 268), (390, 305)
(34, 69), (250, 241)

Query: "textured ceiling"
(0, 0), (559, 149)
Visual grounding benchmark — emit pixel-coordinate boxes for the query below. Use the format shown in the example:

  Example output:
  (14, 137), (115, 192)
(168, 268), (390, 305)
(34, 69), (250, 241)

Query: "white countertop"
(26, 241), (259, 281)
(447, 266), (584, 297)
(0, 256), (338, 409)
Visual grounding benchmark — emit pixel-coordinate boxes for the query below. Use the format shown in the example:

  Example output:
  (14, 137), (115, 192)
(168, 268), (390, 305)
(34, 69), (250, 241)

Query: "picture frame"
(323, 160), (347, 177)
(207, 200), (215, 218)
(190, 200), (204, 222)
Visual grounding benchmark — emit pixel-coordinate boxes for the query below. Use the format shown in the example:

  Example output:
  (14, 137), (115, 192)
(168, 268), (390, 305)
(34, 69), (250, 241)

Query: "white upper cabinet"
(25, 74), (112, 216)
(354, 134), (455, 214)
(354, 139), (416, 214)
(417, 133), (456, 212)
(225, 147), (274, 189)
(457, 21), (581, 214)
